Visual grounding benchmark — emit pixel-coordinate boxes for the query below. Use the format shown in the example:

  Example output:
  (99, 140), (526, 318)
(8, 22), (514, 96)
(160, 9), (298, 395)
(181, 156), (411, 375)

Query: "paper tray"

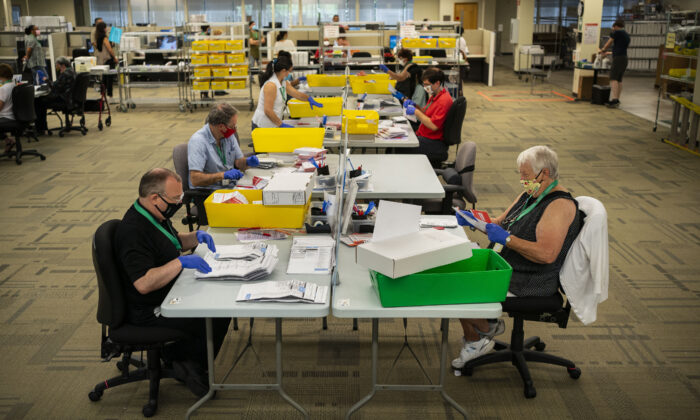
(204, 189), (311, 228)
(369, 249), (512, 307)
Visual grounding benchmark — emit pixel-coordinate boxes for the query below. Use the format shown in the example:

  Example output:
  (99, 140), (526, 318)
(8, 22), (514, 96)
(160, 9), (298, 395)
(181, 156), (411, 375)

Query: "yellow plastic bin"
(230, 65), (249, 76)
(349, 77), (396, 94)
(209, 40), (227, 51)
(211, 79), (228, 90)
(288, 97), (343, 118)
(437, 37), (457, 48)
(191, 54), (208, 65)
(209, 54), (226, 64)
(413, 55), (433, 63)
(226, 40), (244, 50)
(229, 80), (246, 89)
(193, 67), (211, 78)
(252, 128), (325, 153)
(306, 74), (347, 87)
(204, 189), (311, 228)
(211, 67), (230, 77)
(342, 110), (379, 134)
(227, 53), (246, 64)
(192, 41), (209, 51)
(193, 80), (210, 90)
(402, 38), (436, 48)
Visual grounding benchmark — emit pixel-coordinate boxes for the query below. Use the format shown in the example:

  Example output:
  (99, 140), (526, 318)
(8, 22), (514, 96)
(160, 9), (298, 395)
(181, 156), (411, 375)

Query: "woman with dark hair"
(22, 25), (47, 85)
(400, 67), (453, 166)
(94, 21), (118, 97)
(251, 55), (323, 129)
(378, 48), (425, 106)
(274, 31), (296, 54)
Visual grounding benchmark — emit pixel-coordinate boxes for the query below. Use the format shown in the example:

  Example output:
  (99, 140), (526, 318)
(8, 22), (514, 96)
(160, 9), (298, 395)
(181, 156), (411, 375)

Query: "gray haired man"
(34, 56), (76, 133)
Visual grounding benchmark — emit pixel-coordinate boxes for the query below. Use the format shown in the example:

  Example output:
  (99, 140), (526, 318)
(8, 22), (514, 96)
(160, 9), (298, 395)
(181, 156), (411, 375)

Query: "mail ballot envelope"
(356, 229), (472, 279)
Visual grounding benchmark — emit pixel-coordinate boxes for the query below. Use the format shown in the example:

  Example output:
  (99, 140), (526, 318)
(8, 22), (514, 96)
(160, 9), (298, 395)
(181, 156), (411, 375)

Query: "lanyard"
(215, 140), (226, 166)
(279, 86), (287, 102)
(133, 200), (181, 250)
(513, 180), (559, 224)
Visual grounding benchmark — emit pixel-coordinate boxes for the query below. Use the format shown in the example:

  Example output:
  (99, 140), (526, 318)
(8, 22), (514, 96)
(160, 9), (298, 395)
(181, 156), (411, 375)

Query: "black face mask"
(156, 194), (183, 219)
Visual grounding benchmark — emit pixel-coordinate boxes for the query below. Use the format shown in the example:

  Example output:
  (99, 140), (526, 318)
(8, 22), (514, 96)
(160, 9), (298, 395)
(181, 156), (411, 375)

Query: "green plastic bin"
(369, 249), (512, 307)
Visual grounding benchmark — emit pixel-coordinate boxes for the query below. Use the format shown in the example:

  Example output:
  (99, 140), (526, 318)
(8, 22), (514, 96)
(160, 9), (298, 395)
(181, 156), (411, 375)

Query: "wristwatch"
(505, 235), (512, 245)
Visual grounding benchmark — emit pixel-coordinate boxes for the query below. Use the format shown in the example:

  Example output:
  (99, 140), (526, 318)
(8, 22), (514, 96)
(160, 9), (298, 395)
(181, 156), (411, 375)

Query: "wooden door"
(454, 3), (479, 29)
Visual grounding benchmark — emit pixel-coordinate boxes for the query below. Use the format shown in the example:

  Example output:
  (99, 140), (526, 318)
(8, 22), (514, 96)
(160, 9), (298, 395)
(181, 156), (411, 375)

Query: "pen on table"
(310, 157), (320, 168)
(347, 158), (355, 170)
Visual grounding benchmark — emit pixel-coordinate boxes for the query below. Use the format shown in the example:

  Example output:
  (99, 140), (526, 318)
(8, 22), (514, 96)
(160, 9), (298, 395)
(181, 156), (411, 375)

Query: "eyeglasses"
(158, 192), (184, 204)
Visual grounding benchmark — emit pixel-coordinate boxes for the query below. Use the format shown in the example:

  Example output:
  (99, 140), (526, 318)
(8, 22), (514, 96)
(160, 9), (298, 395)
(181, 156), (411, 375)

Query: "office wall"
(414, 0), (440, 21)
(495, 0), (516, 54)
(26, 0), (76, 25)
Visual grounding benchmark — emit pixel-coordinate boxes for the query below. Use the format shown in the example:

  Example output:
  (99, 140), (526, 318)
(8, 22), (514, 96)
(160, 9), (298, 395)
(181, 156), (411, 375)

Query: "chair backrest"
(442, 96), (467, 146)
(11, 83), (36, 124)
(92, 219), (127, 329)
(455, 141), (477, 205)
(72, 72), (90, 108)
(72, 48), (90, 59)
(172, 143), (192, 192)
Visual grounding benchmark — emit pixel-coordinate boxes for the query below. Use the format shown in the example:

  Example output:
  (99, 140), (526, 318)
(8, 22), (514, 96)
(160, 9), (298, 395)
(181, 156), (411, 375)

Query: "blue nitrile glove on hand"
(224, 168), (243, 180)
(405, 105), (416, 116)
(246, 155), (260, 167)
(379, 64), (389, 73)
(195, 231), (216, 252)
(391, 90), (405, 101)
(178, 255), (212, 273)
(455, 211), (476, 228)
(403, 99), (415, 109)
(308, 96), (324, 109)
(298, 75), (307, 83)
(486, 223), (510, 245)
(280, 123), (294, 128)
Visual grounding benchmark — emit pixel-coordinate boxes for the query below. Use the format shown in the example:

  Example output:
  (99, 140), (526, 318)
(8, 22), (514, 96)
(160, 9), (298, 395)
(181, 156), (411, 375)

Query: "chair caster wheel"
(106, 117), (111, 126)
(59, 132), (64, 138)
(130, 103), (136, 109)
(98, 122), (103, 131)
(462, 367), (473, 376)
(81, 129), (87, 135)
(40, 156), (46, 161)
(47, 131), (52, 136)
(568, 367), (581, 379)
(534, 342), (546, 351)
(524, 383), (536, 399)
(142, 402), (157, 417)
(88, 390), (102, 401)
(15, 159), (22, 165)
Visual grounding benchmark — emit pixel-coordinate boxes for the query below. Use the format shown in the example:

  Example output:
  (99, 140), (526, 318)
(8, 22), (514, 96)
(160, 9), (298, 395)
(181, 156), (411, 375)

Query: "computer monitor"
(389, 35), (397, 49)
(298, 40), (319, 47)
(157, 35), (178, 50)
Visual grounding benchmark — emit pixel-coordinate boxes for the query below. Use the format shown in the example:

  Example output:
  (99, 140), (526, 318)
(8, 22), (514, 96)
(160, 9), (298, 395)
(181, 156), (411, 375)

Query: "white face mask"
(323, 40), (330, 47)
(399, 59), (407, 66)
(424, 84), (433, 95)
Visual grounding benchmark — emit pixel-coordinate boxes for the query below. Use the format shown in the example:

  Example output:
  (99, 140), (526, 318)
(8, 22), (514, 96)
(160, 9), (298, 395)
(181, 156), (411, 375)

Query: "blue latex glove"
(224, 168), (243, 180)
(308, 96), (324, 109)
(379, 64), (389, 73)
(178, 255), (212, 273)
(403, 99), (415, 109)
(298, 75), (307, 83)
(455, 211), (476, 228)
(280, 123), (294, 128)
(322, 115), (328, 125)
(391, 90), (405, 101)
(246, 155), (260, 167)
(195, 231), (216, 252)
(486, 223), (510, 245)
(405, 105), (415, 116)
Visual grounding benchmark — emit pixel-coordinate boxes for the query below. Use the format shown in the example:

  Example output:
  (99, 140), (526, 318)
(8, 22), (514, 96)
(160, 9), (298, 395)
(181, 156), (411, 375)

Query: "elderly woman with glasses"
(451, 145), (582, 369)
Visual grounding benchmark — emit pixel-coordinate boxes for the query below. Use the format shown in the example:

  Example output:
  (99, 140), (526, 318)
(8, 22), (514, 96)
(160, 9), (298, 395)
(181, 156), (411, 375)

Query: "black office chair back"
(352, 51), (371, 58)
(442, 96), (466, 146)
(72, 72), (91, 110)
(72, 48), (90, 59)
(92, 219), (127, 329)
(11, 84), (36, 124)
(172, 143), (192, 192)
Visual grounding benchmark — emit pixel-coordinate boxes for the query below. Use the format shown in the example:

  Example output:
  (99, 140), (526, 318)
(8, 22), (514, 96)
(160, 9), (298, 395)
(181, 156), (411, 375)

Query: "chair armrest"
(442, 184), (462, 193)
(434, 168), (445, 176)
(184, 189), (211, 203)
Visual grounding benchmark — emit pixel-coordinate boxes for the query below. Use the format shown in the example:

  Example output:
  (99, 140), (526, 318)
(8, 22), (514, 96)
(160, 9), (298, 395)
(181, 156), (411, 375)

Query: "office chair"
(88, 219), (189, 417)
(172, 143), (214, 231)
(420, 141), (477, 214)
(48, 72), (90, 137)
(429, 95), (466, 169)
(457, 201), (596, 398)
(0, 84), (45, 165)
(352, 51), (371, 58)
(72, 48), (90, 59)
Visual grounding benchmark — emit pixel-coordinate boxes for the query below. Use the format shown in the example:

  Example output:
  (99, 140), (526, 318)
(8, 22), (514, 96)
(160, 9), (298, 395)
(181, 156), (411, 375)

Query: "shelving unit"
(653, 10), (699, 132)
(619, 20), (667, 73)
(261, 27), (322, 79)
(318, 22), (385, 73)
(183, 22), (254, 112)
(117, 30), (186, 112)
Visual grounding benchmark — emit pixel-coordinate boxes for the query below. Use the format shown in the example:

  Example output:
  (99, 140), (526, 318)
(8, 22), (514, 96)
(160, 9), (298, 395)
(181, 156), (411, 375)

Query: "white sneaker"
(451, 337), (495, 369)
(480, 319), (505, 338)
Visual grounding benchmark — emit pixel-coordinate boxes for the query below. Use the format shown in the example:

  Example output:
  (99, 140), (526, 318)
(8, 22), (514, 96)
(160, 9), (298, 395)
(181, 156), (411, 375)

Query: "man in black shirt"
(34, 56), (76, 134)
(599, 19), (630, 108)
(113, 168), (230, 397)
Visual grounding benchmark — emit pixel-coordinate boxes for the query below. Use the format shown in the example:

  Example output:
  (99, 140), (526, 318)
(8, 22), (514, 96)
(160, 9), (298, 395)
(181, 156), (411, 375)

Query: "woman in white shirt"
(251, 55), (323, 129)
(0, 63), (15, 152)
(273, 31), (296, 54)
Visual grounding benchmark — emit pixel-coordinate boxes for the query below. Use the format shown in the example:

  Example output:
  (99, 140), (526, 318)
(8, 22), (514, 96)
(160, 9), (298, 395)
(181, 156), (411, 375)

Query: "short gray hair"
(138, 168), (181, 198)
(56, 56), (70, 67)
(516, 145), (559, 179)
(206, 103), (238, 126)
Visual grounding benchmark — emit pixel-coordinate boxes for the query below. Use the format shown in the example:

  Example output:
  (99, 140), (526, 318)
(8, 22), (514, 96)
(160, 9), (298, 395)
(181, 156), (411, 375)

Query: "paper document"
(454, 208), (491, 233)
(286, 235), (335, 274)
(195, 245), (279, 281)
(420, 217), (458, 228)
(214, 244), (264, 261)
(372, 200), (421, 242)
(236, 280), (329, 304)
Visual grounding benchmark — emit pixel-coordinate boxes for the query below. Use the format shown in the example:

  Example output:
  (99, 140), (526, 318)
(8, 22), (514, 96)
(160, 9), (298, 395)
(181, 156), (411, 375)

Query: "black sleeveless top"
(500, 190), (581, 297)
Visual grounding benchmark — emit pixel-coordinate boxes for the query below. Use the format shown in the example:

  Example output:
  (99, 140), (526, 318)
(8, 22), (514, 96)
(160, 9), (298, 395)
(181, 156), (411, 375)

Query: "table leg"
(438, 318), (468, 419)
(345, 318), (378, 419)
(275, 318), (310, 419)
(186, 318), (216, 420)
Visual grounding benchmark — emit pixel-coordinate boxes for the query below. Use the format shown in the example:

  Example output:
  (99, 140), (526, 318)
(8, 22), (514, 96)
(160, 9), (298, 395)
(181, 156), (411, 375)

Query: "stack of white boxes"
(120, 36), (141, 52)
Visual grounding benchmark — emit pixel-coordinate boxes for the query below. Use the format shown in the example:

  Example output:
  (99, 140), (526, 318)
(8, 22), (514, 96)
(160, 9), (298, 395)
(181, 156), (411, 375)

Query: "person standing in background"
(23, 25), (47, 85)
(94, 22), (118, 97)
(248, 20), (266, 69)
(598, 19), (630, 108)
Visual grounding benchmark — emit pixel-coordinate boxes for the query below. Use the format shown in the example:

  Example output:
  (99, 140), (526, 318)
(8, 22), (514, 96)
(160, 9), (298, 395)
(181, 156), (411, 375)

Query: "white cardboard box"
(262, 172), (314, 206)
(356, 229), (472, 279)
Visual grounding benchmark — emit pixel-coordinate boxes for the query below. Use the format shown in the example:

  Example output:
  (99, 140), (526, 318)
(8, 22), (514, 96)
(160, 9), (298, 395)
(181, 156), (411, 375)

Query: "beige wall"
(25, 0), (76, 26)
(414, 0), (440, 21)
(495, 0), (516, 54)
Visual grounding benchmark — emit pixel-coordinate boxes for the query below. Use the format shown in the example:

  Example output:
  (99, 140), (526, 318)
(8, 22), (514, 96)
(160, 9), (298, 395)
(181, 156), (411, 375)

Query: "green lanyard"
(215, 140), (226, 166)
(133, 200), (182, 250)
(513, 180), (559, 224)
(279, 86), (287, 102)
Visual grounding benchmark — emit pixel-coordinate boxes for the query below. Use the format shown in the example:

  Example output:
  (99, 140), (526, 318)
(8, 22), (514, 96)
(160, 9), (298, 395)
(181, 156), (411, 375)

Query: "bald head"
(138, 168), (181, 198)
